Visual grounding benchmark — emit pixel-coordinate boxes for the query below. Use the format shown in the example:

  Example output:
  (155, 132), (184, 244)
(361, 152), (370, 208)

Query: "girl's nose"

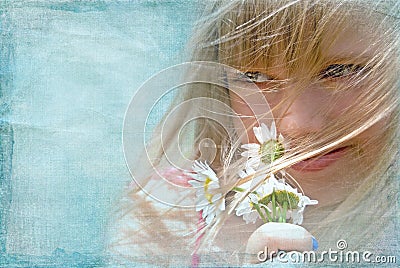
(277, 87), (329, 137)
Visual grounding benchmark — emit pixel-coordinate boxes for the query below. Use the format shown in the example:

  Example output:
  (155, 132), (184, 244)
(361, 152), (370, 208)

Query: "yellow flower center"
(274, 190), (299, 208)
(259, 140), (285, 164)
(259, 190), (299, 208)
(204, 177), (213, 204)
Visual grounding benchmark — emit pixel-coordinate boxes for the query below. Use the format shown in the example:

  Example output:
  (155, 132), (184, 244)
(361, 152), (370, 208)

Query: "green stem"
(282, 201), (287, 223)
(277, 206), (284, 222)
(272, 191), (277, 222)
(253, 203), (267, 223)
(261, 205), (273, 222)
(233, 187), (245, 192)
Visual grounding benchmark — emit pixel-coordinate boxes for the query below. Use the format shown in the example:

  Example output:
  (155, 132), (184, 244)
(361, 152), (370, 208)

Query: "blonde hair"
(109, 0), (399, 265)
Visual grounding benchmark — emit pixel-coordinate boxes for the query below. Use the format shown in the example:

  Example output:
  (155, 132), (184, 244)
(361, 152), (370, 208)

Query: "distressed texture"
(0, 0), (195, 266)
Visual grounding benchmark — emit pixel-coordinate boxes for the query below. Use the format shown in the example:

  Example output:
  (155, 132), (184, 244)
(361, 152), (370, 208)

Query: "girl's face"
(230, 18), (387, 206)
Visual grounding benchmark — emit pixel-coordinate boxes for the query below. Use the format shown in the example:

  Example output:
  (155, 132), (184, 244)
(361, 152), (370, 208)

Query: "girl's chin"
(289, 146), (352, 173)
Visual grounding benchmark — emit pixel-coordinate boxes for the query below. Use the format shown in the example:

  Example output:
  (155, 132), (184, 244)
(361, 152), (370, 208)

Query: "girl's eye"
(239, 71), (273, 83)
(319, 64), (366, 79)
(234, 71), (281, 93)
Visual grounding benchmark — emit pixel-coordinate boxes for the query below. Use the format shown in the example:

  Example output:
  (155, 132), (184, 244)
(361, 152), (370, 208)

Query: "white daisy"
(235, 174), (280, 223)
(235, 173), (318, 225)
(187, 161), (225, 225)
(291, 196), (318, 225)
(234, 180), (261, 224)
(239, 122), (286, 178)
(235, 192), (260, 224)
(257, 174), (285, 195)
(262, 181), (317, 224)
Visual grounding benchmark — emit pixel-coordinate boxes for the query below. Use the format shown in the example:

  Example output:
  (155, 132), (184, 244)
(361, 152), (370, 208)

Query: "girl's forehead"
(229, 18), (382, 74)
(321, 20), (381, 62)
(218, 3), (392, 72)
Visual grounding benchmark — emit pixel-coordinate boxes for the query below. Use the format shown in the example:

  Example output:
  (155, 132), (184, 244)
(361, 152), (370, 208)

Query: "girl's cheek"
(328, 88), (362, 117)
(263, 92), (284, 112)
(357, 117), (389, 139)
(327, 85), (389, 140)
(230, 93), (258, 143)
(230, 87), (283, 141)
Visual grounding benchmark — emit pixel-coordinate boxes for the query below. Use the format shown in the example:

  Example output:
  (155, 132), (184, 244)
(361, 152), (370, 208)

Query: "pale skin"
(223, 19), (387, 262)
(231, 20), (384, 206)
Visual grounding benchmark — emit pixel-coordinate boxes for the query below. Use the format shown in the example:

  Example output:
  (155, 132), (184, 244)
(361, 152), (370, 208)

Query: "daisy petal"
(270, 121), (277, 140)
(205, 213), (214, 225)
(245, 157), (261, 169)
(250, 174), (266, 189)
(261, 123), (271, 141)
(218, 200), (226, 211)
(249, 194), (259, 203)
(238, 170), (247, 179)
(245, 166), (256, 176)
(188, 180), (202, 188)
(253, 126), (264, 144)
(241, 150), (258, 158)
(241, 143), (260, 150)
(211, 193), (222, 203)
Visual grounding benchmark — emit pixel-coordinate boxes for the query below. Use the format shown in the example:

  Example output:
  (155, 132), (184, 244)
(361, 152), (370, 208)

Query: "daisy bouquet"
(187, 122), (318, 233)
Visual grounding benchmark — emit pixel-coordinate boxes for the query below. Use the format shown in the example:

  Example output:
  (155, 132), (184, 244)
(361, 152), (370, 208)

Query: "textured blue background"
(0, 0), (196, 266)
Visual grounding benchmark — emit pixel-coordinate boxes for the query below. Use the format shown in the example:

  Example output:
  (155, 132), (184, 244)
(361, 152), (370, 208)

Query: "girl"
(109, 0), (399, 266)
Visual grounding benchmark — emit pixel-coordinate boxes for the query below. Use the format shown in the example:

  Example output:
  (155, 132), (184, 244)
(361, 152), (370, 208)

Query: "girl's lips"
(290, 146), (350, 172)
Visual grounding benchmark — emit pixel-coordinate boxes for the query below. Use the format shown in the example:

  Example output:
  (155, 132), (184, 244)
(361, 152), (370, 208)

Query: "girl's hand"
(245, 222), (318, 263)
